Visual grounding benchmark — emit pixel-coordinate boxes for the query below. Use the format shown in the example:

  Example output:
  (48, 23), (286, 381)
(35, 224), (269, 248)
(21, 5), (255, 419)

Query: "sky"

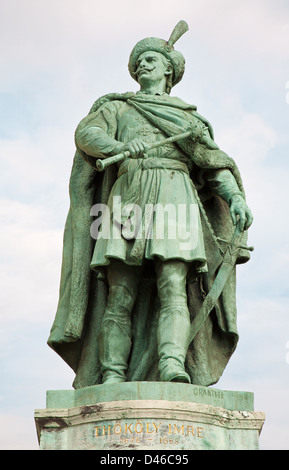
(0, 0), (289, 450)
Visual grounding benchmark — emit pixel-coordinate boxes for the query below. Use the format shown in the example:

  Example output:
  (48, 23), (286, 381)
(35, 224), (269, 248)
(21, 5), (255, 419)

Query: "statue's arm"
(74, 101), (126, 159)
(205, 169), (253, 231)
(75, 125), (124, 159)
(75, 102), (147, 160)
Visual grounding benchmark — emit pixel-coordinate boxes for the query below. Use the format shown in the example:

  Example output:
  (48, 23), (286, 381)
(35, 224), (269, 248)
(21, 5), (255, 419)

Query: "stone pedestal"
(34, 382), (265, 450)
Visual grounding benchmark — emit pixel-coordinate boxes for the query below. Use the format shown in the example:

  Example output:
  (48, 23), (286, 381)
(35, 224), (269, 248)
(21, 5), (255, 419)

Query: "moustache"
(134, 66), (155, 77)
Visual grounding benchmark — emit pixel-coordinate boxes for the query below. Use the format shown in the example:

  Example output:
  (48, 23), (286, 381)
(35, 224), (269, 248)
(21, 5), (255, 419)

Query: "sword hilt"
(216, 237), (254, 252)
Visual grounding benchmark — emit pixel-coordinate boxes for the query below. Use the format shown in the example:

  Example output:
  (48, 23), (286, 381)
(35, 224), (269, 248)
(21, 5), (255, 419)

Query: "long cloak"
(47, 92), (250, 389)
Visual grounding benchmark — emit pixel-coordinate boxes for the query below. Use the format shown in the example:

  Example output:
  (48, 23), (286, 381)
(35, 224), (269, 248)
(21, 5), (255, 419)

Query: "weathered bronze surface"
(48, 21), (253, 389)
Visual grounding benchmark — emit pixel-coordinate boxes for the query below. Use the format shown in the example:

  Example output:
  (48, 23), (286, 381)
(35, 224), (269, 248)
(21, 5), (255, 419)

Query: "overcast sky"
(0, 0), (289, 450)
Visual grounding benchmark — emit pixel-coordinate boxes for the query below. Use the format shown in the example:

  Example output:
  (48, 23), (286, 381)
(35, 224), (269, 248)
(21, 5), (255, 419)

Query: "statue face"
(135, 51), (171, 86)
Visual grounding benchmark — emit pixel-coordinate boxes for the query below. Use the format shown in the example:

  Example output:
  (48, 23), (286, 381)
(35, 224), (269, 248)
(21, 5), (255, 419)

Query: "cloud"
(218, 111), (278, 166)
(1, 0), (288, 81)
(0, 199), (63, 325)
(0, 0), (289, 451)
(0, 412), (39, 450)
(191, 0), (289, 61)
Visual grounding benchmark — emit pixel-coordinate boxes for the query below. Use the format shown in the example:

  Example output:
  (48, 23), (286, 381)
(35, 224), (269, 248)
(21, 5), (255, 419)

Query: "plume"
(167, 20), (189, 46)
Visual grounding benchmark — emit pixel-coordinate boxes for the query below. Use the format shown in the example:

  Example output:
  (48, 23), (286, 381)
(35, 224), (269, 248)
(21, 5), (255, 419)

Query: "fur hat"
(128, 20), (189, 87)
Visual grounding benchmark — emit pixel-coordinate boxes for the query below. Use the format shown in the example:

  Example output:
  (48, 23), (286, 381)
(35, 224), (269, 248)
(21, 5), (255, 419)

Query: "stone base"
(34, 382), (265, 450)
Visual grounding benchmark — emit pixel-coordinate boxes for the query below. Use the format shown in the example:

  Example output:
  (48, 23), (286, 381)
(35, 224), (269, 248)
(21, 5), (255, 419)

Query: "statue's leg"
(155, 258), (191, 384)
(99, 259), (140, 384)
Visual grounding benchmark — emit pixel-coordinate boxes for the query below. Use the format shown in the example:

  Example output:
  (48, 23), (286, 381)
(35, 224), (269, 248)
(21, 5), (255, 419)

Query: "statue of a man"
(48, 22), (253, 389)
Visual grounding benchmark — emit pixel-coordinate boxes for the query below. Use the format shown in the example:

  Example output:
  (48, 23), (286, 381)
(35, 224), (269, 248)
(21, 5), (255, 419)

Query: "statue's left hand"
(229, 195), (253, 231)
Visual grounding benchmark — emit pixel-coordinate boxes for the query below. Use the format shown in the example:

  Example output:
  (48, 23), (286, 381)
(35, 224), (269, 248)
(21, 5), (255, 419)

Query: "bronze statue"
(48, 21), (253, 389)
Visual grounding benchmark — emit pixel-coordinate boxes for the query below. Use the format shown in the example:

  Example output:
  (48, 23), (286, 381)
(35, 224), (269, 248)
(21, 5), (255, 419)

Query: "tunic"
(76, 95), (207, 273)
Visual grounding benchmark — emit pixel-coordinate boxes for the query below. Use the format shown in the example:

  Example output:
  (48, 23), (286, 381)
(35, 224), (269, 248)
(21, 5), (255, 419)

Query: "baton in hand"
(95, 128), (193, 172)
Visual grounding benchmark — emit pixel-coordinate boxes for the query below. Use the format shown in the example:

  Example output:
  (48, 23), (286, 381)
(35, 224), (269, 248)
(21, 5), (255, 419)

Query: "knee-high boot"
(157, 306), (191, 383)
(99, 285), (135, 384)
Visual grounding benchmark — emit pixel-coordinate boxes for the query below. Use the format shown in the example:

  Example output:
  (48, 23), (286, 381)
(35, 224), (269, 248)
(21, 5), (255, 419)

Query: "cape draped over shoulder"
(47, 92), (249, 388)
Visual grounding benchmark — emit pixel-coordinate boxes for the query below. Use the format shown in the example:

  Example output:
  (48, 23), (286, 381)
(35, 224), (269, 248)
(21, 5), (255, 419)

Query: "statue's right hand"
(117, 138), (148, 159)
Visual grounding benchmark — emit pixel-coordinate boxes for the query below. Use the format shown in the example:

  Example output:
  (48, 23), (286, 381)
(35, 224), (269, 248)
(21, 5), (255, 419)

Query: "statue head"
(128, 20), (189, 94)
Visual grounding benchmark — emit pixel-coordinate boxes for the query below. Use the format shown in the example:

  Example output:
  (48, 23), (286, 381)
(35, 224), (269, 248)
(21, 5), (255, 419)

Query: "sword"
(187, 221), (254, 347)
(95, 128), (194, 172)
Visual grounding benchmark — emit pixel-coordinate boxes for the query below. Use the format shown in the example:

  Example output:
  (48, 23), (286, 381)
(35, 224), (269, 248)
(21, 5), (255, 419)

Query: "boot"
(99, 282), (136, 384)
(157, 307), (191, 384)
(99, 317), (132, 384)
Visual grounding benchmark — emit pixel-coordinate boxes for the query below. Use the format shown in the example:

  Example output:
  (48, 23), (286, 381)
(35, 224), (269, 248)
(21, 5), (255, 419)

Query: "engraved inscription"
(192, 387), (224, 399)
(93, 419), (205, 446)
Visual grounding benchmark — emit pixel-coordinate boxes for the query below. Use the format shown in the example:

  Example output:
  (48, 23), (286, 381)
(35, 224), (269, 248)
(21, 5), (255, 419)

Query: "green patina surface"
(47, 20), (253, 391)
(36, 383), (264, 450)
(46, 382), (254, 412)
